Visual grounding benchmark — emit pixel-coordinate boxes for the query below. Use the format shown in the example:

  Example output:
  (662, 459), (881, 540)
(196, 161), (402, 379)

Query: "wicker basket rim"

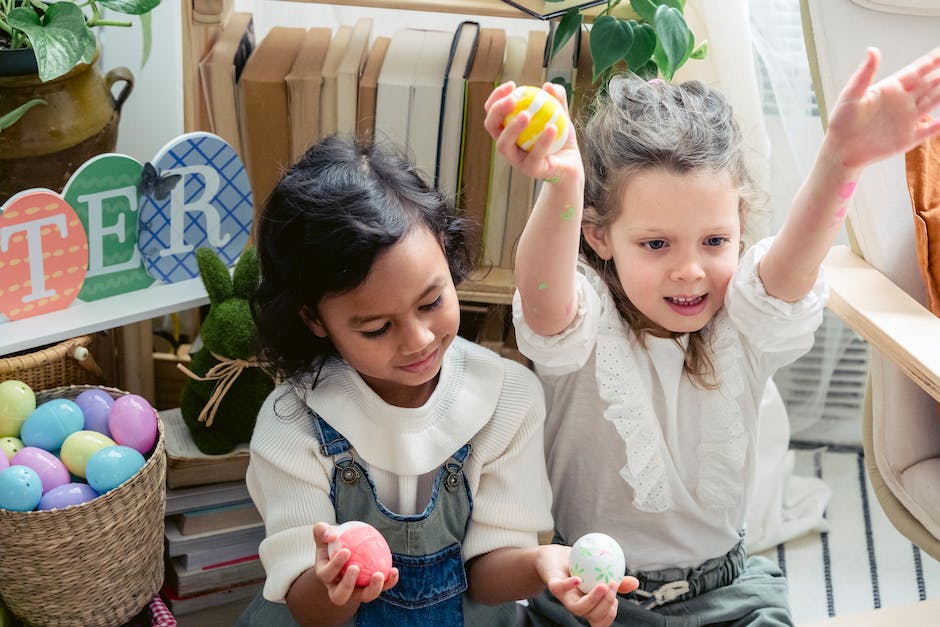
(0, 335), (95, 373)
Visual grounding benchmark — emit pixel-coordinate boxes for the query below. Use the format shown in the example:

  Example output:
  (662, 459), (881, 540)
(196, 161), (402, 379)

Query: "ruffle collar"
(587, 266), (748, 513)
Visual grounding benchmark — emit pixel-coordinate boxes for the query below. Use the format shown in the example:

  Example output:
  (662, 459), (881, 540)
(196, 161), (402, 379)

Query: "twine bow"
(177, 353), (263, 427)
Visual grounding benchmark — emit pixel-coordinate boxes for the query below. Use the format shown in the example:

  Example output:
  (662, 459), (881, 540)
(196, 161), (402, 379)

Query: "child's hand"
(313, 522), (399, 606)
(483, 81), (583, 181)
(534, 544), (639, 627)
(826, 46), (940, 169)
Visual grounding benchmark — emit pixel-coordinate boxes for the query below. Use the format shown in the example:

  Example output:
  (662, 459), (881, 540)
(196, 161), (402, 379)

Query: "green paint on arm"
(538, 282), (548, 290)
(561, 206), (575, 221)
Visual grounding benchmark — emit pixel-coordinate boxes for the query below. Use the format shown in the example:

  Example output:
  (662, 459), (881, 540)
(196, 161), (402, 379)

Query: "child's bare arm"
(483, 82), (585, 336)
(761, 46), (940, 302)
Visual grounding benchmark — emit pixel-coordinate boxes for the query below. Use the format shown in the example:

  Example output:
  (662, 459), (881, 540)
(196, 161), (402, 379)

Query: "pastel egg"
(74, 388), (114, 437)
(328, 521), (393, 587)
(502, 85), (570, 154)
(38, 481), (100, 510)
(569, 532), (626, 594)
(85, 445), (146, 493)
(0, 452), (7, 472)
(0, 465), (43, 511)
(60, 430), (117, 478)
(11, 446), (70, 493)
(108, 394), (158, 454)
(0, 436), (24, 461)
(20, 399), (85, 451)
(0, 380), (36, 437)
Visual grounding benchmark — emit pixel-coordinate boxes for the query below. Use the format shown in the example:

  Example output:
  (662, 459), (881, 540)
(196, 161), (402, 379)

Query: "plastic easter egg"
(0, 436), (24, 462)
(74, 388), (115, 437)
(60, 430), (117, 478)
(20, 398), (85, 451)
(11, 446), (70, 493)
(108, 394), (158, 454)
(0, 465), (43, 511)
(502, 85), (570, 154)
(569, 532), (626, 594)
(328, 521), (393, 587)
(38, 481), (100, 510)
(0, 380), (36, 437)
(85, 445), (146, 493)
(0, 452), (8, 472)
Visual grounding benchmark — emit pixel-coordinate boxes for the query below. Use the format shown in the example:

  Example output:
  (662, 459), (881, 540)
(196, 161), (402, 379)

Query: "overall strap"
(310, 410), (351, 456)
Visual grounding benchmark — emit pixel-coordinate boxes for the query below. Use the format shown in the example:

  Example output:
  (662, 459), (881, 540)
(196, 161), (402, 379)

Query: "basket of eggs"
(0, 382), (166, 627)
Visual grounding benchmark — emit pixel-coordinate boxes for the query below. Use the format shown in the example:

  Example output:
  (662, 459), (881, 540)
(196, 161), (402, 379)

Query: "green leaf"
(97, 0), (161, 17)
(629, 0), (657, 23)
(0, 99), (46, 133)
(623, 21), (655, 72)
(652, 39), (671, 81)
(549, 76), (573, 105)
(550, 9), (582, 62)
(634, 59), (659, 80)
(653, 5), (689, 79)
(658, 0), (684, 11)
(139, 12), (152, 66)
(591, 15), (633, 82)
(690, 39), (708, 60)
(9, 3), (93, 82)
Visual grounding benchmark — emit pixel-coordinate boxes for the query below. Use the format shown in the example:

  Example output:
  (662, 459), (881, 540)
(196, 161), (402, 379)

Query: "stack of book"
(195, 11), (594, 287)
(161, 408), (265, 617)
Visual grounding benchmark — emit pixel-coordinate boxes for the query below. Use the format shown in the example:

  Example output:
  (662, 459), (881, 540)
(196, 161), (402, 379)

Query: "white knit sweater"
(247, 336), (554, 602)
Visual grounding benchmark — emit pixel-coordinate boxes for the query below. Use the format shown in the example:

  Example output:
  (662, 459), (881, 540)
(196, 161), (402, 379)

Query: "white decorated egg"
(569, 532), (626, 594)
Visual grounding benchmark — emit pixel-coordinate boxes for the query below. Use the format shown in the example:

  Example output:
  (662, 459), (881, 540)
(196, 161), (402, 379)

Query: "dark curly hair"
(251, 135), (475, 384)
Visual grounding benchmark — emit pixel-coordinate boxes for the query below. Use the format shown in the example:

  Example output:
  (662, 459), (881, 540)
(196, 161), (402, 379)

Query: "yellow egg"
(502, 85), (570, 154)
(60, 430), (117, 478)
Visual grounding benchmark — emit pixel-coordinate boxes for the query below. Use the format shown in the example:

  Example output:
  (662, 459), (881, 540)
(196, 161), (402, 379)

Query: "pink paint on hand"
(565, 302), (573, 317)
(835, 206), (847, 218)
(838, 182), (856, 200)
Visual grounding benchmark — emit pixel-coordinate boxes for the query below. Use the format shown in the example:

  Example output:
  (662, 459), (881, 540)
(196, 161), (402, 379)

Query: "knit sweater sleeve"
(460, 358), (555, 560)
(246, 388), (335, 603)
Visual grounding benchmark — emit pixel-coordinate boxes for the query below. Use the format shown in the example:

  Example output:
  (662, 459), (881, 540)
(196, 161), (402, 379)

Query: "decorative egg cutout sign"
(503, 85), (570, 154)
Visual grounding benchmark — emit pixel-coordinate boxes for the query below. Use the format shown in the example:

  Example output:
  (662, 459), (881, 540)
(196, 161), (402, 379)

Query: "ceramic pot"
(0, 48), (133, 204)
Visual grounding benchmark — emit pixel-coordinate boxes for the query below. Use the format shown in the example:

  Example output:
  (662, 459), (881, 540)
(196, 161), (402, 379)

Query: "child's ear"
(582, 220), (613, 260)
(299, 306), (328, 338)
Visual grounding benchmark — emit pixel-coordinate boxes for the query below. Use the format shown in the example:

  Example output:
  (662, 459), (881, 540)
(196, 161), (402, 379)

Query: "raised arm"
(483, 82), (585, 336)
(760, 46), (940, 302)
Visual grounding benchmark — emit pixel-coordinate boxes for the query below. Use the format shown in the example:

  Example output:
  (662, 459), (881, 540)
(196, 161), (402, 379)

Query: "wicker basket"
(0, 385), (166, 627)
(0, 335), (104, 390)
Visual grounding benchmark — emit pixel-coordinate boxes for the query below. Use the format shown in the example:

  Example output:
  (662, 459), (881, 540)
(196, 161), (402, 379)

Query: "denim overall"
(237, 411), (517, 627)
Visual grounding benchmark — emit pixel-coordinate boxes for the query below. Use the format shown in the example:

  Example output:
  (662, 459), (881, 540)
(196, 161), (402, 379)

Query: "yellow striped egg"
(503, 85), (570, 154)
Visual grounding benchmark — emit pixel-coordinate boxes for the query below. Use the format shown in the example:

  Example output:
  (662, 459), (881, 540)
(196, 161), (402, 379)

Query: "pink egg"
(11, 446), (70, 493)
(328, 521), (393, 587)
(74, 389), (114, 437)
(0, 453), (8, 472)
(107, 394), (158, 455)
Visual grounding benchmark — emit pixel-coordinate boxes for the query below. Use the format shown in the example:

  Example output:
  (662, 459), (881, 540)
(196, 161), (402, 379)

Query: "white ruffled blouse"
(513, 237), (828, 570)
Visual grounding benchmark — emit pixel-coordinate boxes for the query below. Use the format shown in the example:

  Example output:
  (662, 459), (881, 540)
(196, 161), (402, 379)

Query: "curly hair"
(251, 135), (475, 385)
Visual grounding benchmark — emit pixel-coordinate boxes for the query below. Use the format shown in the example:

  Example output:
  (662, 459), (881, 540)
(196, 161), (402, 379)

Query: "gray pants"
(527, 555), (792, 627)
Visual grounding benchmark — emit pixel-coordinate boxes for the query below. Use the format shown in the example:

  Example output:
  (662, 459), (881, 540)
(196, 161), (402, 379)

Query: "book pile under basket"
(160, 408), (264, 617)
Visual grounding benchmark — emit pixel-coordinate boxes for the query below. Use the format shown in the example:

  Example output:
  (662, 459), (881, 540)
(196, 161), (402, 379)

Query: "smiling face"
(583, 168), (742, 334)
(303, 226), (460, 408)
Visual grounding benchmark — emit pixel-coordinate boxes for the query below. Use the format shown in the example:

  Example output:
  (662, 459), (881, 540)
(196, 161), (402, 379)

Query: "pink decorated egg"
(107, 394), (157, 454)
(328, 521), (393, 587)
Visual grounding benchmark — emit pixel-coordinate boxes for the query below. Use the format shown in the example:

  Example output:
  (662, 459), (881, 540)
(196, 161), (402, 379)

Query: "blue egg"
(85, 445), (146, 493)
(0, 465), (43, 511)
(20, 399), (85, 451)
(38, 482), (100, 510)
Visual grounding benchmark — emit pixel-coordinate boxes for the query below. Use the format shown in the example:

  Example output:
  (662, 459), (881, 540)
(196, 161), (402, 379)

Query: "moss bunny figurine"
(179, 246), (274, 454)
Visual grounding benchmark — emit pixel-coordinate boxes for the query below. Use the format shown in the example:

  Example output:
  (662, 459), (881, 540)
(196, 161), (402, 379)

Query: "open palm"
(827, 47), (940, 169)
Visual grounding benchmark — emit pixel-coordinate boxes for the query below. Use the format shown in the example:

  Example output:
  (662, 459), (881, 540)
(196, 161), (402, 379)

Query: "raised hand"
(826, 46), (940, 169)
(483, 81), (583, 181)
(313, 522), (399, 606)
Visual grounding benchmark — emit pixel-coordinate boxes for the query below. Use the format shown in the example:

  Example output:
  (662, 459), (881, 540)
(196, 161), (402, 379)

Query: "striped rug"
(756, 446), (940, 624)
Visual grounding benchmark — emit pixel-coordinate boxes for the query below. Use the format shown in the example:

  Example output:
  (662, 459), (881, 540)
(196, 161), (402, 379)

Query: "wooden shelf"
(457, 266), (515, 305)
(282, 0), (608, 20)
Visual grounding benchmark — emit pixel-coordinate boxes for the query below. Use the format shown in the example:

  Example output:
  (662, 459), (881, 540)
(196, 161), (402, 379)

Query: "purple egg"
(37, 481), (100, 510)
(75, 389), (114, 437)
(108, 395), (158, 454)
(11, 446), (70, 493)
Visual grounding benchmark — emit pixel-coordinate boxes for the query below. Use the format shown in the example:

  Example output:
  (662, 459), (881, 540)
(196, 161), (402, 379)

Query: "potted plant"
(549, 0), (707, 86)
(0, 0), (162, 202)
